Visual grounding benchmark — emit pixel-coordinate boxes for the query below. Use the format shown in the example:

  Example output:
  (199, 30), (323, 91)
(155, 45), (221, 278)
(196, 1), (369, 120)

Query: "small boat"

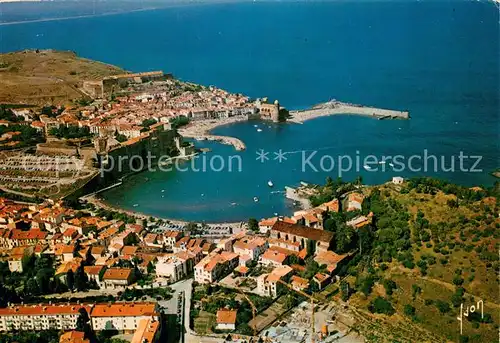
(268, 180), (274, 187)
(254, 124), (258, 128)
(201, 193), (205, 197)
(257, 128), (263, 132)
(133, 204), (139, 207)
(363, 165), (372, 170)
(379, 161), (386, 165)
(389, 162), (395, 167)
(230, 202), (237, 206)
(161, 195), (164, 198)
(274, 212), (278, 216)
(253, 197), (259, 202)
(161, 189), (165, 193)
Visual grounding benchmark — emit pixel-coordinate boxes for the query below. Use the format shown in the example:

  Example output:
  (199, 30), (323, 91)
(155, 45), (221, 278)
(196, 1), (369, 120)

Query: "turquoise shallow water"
(0, 1), (498, 222)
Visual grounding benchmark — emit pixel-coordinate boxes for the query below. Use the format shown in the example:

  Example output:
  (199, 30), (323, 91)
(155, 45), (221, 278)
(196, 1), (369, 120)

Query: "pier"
(288, 100), (409, 123)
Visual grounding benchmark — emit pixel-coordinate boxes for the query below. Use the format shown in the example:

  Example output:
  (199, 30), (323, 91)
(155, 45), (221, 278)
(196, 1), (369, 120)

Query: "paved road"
(163, 278), (225, 343)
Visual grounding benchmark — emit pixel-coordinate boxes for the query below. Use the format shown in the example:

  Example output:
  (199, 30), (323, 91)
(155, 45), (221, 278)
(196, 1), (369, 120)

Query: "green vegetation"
(114, 132), (127, 142)
(311, 176), (498, 342)
(248, 218), (259, 231)
(191, 284), (273, 335)
(0, 124), (44, 149)
(368, 296), (395, 315)
(0, 106), (24, 122)
(0, 329), (59, 343)
(49, 125), (92, 139)
(141, 118), (157, 128)
(170, 115), (189, 129)
(0, 255), (69, 300)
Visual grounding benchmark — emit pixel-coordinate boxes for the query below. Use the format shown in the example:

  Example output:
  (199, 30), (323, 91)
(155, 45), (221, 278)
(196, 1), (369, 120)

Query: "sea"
(0, 0), (498, 222)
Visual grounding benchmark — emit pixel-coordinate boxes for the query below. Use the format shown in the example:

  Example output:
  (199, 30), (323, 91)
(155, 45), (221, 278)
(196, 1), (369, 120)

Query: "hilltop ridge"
(0, 50), (125, 105)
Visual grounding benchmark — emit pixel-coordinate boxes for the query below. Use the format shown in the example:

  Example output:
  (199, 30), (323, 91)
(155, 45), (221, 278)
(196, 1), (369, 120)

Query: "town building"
(102, 268), (134, 289)
(194, 251), (238, 284)
(216, 309), (237, 331)
(256, 265), (293, 298)
(346, 193), (365, 212)
(90, 303), (160, 333)
(392, 176), (404, 185)
(0, 304), (93, 332)
(269, 221), (334, 253)
(59, 330), (90, 343)
(155, 252), (194, 283)
(232, 236), (268, 260)
(314, 251), (348, 275)
(130, 318), (161, 343)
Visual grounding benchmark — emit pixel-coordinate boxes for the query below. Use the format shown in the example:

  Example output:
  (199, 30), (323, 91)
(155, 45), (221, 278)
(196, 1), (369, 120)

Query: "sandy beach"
(179, 116), (248, 151)
(84, 193), (245, 230)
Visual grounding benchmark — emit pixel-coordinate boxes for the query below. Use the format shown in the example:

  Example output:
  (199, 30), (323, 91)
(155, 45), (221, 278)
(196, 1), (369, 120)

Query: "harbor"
(288, 99), (409, 123)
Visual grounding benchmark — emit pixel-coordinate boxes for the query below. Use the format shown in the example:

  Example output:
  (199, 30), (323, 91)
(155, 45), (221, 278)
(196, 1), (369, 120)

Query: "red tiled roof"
(91, 303), (156, 317)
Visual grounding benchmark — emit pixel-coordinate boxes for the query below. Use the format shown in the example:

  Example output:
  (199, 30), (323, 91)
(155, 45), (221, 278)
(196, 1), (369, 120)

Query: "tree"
(248, 218), (259, 232)
(357, 275), (374, 297)
(76, 308), (92, 338)
(74, 265), (88, 291)
(66, 269), (75, 291)
(403, 304), (416, 317)
(306, 239), (316, 257)
(340, 281), (350, 301)
(368, 296), (395, 315)
(383, 279), (397, 296)
(334, 224), (354, 253)
(435, 300), (451, 313)
(25, 278), (39, 296)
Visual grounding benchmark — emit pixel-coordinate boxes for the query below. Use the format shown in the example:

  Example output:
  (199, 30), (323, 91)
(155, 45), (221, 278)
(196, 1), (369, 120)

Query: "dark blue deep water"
(1, 1), (498, 222)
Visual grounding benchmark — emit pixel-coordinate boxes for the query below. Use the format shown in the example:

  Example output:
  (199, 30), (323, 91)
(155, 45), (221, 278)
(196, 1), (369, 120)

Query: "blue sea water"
(0, 1), (498, 222)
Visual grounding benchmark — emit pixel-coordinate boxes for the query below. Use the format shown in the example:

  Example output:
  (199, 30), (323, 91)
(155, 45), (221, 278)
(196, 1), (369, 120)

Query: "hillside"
(0, 49), (125, 105)
(313, 178), (499, 342)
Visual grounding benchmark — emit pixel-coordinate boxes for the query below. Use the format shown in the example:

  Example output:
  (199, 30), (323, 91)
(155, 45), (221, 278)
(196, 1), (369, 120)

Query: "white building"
(392, 176), (404, 185)
(155, 254), (192, 283)
(256, 265), (293, 298)
(0, 304), (93, 332)
(216, 309), (237, 331)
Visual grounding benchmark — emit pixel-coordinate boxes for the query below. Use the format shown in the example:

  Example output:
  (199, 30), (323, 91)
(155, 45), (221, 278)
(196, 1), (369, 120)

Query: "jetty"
(178, 116), (247, 151)
(184, 134), (246, 151)
(288, 99), (409, 123)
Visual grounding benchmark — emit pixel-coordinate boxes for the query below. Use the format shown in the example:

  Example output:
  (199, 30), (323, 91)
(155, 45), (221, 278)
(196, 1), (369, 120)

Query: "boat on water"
(253, 197), (259, 202)
(254, 124), (258, 128)
(161, 189), (165, 193)
(379, 161), (386, 164)
(268, 180), (274, 187)
(257, 128), (263, 132)
(133, 204), (139, 207)
(389, 162), (395, 167)
(363, 165), (372, 170)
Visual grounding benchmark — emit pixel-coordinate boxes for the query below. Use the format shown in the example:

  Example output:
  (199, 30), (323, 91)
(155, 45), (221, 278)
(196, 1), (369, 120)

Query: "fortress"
(82, 71), (172, 98)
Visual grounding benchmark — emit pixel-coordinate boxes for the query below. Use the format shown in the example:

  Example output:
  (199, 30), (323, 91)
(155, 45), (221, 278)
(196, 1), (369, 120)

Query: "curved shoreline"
(0, 0), (245, 27)
(84, 193), (246, 229)
(0, 7), (159, 26)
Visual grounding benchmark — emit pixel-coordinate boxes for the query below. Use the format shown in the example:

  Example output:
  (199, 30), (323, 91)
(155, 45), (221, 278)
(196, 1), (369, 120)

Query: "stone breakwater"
(179, 116), (247, 151)
(288, 100), (409, 123)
